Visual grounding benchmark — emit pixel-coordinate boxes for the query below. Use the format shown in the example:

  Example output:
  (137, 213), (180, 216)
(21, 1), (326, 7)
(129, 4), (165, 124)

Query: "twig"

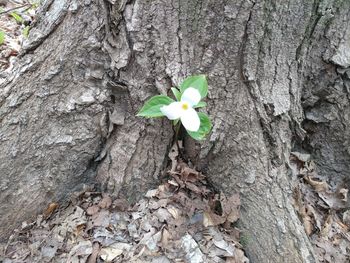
(0, 3), (31, 16)
(9, 0), (26, 4)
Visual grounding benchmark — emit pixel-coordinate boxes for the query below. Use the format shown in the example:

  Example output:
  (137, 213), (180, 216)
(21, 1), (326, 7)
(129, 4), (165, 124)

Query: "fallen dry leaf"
(320, 214), (333, 237)
(166, 206), (181, 219)
(141, 230), (162, 251)
(184, 181), (202, 194)
(343, 210), (350, 227)
(145, 189), (159, 198)
(222, 193), (241, 224)
(305, 176), (328, 192)
(338, 188), (348, 202)
(212, 239), (235, 256)
(91, 210), (110, 227)
(86, 205), (100, 216)
(168, 143), (179, 173)
(290, 151), (311, 163)
(148, 199), (168, 210)
(99, 242), (132, 261)
(203, 193), (240, 228)
(41, 242), (58, 261)
(155, 208), (172, 222)
(161, 228), (171, 248)
(180, 166), (205, 183)
(302, 212), (314, 236)
(305, 204), (322, 231)
(67, 240), (92, 263)
(318, 192), (348, 210)
(181, 233), (204, 263)
(314, 238), (348, 263)
(98, 194), (112, 209)
(86, 242), (100, 263)
(293, 187), (314, 235)
(203, 211), (226, 227)
(74, 224), (86, 237)
(226, 249), (250, 263)
(43, 202), (59, 219)
(112, 198), (129, 211)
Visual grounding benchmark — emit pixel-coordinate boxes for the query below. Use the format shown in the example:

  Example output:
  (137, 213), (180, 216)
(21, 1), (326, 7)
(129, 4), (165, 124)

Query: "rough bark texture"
(1, 0), (349, 262)
(0, 0), (112, 237)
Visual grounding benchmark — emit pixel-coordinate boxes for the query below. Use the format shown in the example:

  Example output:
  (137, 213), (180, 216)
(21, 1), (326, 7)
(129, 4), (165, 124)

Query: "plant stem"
(175, 122), (181, 150)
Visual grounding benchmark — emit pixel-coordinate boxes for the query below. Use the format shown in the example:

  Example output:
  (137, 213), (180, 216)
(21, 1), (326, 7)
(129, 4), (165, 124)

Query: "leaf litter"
(290, 152), (350, 262)
(0, 0), (38, 82)
(0, 143), (248, 263)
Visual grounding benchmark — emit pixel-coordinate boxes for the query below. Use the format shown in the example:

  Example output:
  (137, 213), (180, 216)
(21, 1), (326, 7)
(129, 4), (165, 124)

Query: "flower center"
(181, 102), (189, 110)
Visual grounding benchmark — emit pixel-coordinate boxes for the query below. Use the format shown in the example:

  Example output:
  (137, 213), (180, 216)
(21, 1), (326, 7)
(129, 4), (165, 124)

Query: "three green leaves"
(137, 75), (212, 140)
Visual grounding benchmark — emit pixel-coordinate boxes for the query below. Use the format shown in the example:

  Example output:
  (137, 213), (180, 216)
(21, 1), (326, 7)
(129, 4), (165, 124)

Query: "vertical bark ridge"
(0, 0), (113, 239)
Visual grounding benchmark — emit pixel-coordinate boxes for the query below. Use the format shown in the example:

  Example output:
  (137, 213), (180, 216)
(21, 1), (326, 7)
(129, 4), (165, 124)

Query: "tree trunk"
(1, 0), (349, 262)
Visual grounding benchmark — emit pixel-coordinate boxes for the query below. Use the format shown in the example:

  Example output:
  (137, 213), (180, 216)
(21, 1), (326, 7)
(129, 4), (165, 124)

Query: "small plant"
(0, 30), (5, 45)
(137, 75), (212, 140)
(240, 233), (250, 247)
(10, 12), (24, 24)
(22, 26), (30, 38)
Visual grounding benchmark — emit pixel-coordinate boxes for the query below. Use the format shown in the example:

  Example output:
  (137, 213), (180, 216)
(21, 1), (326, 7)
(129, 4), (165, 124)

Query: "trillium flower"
(137, 75), (211, 141)
(160, 87), (201, 132)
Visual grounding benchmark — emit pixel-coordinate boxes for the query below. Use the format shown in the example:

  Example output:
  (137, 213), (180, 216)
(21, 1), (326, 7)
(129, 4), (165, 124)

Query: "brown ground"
(0, 143), (247, 263)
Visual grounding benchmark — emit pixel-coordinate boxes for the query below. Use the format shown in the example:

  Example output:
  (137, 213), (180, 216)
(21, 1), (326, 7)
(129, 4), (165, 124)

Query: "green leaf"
(30, 1), (41, 9)
(23, 26), (30, 38)
(0, 31), (5, 45)
(10, 12), (24, 24)
(137, 95), (174, 118)
(187, 112), (212, 140)
(171, 87), (181, 101)
(173, 119), (180, 126)
(194, 101), (206, 108)
(180, 75), (208, 99)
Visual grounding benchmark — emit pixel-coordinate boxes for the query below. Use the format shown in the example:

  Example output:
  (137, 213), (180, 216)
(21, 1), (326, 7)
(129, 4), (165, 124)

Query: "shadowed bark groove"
(1, 0), (350, 262)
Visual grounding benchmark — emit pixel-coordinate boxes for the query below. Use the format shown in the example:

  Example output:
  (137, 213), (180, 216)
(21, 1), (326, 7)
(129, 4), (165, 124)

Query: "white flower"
(160, 87), (201, 131)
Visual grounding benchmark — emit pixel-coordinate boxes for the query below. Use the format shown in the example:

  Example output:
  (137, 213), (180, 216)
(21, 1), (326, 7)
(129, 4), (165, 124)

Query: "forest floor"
(289, 152), (350, 262)
(0, 0), (38, 83)
(1, 1), (350, 262)
(1, 143), (248, 263)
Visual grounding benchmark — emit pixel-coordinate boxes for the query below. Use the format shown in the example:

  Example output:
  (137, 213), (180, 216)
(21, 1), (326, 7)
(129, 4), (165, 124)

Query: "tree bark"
(1, 0), (349, 262)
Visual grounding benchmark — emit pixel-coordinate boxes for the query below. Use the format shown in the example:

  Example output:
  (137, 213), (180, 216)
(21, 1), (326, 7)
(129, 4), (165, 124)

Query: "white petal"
(160, 102), (183, 120)
(181, 107), (200, 132)
(181, 87), (201, 107)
